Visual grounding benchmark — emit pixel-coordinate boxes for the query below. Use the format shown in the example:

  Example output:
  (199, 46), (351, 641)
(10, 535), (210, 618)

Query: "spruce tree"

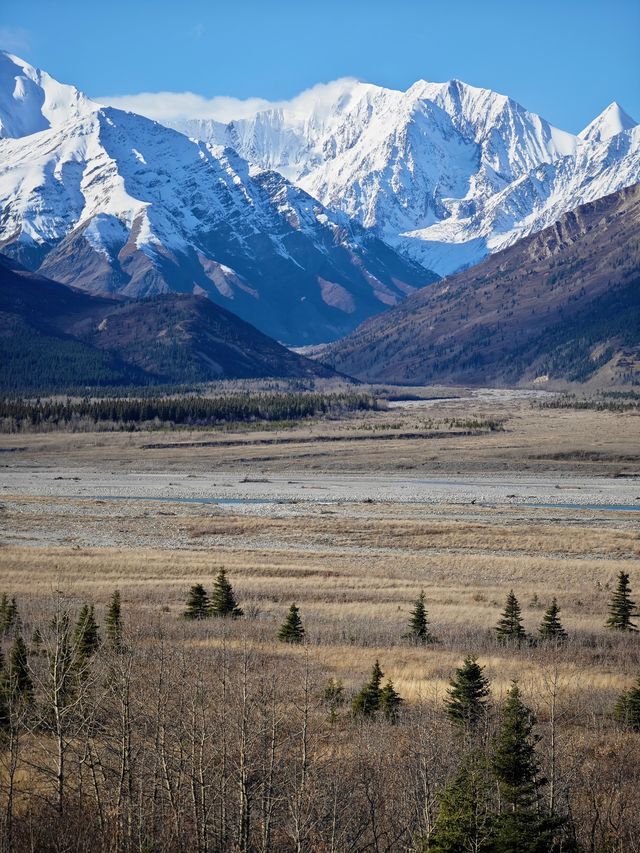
(209, 569), (243, 618)
(0, 594), (9, 635)
(0, 649), (7, 730)
(0, 595), (18, 636)
(31, 627), (43, 655)
(404, 590), (433, 644)
(73, 604), (100, 660)
(352, 659), (384, 718)
(606, 571), (638, 632)
(277, 603), (305, 644)
(183, 583), (210, 620)
(495, 590), (528, 645)
(322, 678), (345, 723)
(379, 679), (403, 722)
(8, 598), (19, 632)
(613, 676), (640, 731)
(8, 633), (33, 703)
(106, 589), (123, 649)
(538, 597), (567, 643)
(491, 682), (559, 853)
(445, 656), (490, 732)
(424, 752), (494, 853)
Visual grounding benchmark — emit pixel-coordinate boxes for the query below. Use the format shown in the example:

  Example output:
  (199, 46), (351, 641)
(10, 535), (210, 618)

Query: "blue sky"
(3, 0), (639, 131)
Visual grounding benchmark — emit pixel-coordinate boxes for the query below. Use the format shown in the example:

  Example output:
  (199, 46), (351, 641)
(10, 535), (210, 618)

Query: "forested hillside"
(0, 258), (334, 391)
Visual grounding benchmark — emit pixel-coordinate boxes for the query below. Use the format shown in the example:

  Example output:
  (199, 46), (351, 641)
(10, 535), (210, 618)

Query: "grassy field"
(0, 391), (638, 850)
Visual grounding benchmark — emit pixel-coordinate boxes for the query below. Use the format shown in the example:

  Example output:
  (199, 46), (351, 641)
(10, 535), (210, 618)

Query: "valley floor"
(0, 389), (639, 849)
(1, 391), (638, 694)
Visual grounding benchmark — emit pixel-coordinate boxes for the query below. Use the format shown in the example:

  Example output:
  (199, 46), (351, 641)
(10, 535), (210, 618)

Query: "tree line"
(0, 392), (380, 433)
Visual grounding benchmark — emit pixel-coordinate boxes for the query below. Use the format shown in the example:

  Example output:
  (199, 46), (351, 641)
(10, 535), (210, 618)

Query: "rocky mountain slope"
(319, 184), (640, 387)
(0, 255), (334, 391)
(0, 53), (432, 346)
(175, 79), (640, 276)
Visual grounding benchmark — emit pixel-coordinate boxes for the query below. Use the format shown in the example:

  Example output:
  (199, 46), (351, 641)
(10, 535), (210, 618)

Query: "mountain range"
(0, 53), (430, 346)
(320, 184), (640, 387)
(0, 51), (638, 389)
(172, 79), (639, 276)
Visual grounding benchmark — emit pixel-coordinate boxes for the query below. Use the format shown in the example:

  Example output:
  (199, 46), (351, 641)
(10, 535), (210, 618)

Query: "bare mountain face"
(320, 185), (640, 387)
(0, 53), (432, 346)
(174, 79), (640, 277)
(0, 255), (335, 391)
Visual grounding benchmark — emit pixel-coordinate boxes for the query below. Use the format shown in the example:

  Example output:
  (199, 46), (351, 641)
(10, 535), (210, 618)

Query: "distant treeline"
(536, 393), (640, 413)
(0, 392), (381, 432)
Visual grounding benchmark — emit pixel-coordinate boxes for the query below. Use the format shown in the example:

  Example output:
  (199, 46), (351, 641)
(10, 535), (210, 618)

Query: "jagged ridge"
(0, 53), (432, 346)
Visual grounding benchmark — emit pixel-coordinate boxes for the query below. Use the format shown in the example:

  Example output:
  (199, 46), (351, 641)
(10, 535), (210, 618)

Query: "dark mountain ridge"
(0, 257), (335, 392)
(321, 184), (640, 387)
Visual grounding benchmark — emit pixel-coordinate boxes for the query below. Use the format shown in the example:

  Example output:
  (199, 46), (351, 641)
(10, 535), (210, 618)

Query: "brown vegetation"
(0, 395), (638, 850)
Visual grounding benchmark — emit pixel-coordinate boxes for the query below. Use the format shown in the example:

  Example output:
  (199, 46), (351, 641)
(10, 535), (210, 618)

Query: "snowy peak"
(0, 55), (430, 344)
(579, 101), (638, 144)
(0, 51), (96, 139)
(171, 74), (639, 276)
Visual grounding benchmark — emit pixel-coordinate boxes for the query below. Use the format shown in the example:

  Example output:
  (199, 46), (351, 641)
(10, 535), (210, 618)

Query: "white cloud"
(0, 26), (31, 54)
(97, 77), (362, 124)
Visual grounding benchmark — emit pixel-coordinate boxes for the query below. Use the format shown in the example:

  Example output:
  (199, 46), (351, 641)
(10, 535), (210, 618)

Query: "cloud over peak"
(97, 77), (362, 124)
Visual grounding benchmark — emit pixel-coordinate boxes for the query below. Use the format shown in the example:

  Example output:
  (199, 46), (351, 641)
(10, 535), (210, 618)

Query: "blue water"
(89, 495), (285, 505)
(524, 502), (640, 512)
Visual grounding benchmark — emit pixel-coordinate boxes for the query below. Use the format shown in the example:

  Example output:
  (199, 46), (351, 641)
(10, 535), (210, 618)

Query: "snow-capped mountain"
(0, 52), (94, 138)
(0, 53), (431, 345)
(174, 80), (640, 275)
(2, 52), (638, 347)
(578, 102), (637, 144)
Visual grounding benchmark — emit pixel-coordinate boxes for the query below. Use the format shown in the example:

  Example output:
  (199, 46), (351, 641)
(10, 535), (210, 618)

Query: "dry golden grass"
(1, 394), (638, 475)
(1, 395), (639, 717)
(1, 498), (638, 713)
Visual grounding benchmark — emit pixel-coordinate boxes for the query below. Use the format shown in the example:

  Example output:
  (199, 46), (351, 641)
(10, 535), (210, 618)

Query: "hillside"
(321, 184), (640, 387)
(0, 258), (334, 391)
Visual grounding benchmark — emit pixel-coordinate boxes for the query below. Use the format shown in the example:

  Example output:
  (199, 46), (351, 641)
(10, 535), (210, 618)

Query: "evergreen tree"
(538, 597), (567, 643)
(30, 627), (43, 655)
(379, 679), (403, 722)
(0, 649), (7, 730)
(404, 590), (433, 644)
(277, 603), (305, 644)
(606, 571), (638, 632)
(322, 678), (345, 723)
(445, 656), (490, 732)
(491, 682), (559, 853)
(183, 583), (210, 620)
(8, 598), (20, 632)
(613, 676), (640, 731)
(8, 633), (33, 703)
(495, 590), (528, 645)
(0, 594), (9, 635)
(106, 589), (123, 649)
(424, 752), (494, 853)
(73, 604), (100, 660)
(0, 595), (18, 636)
(209, 569), (243, 618)
(352, 660), (384, 718)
